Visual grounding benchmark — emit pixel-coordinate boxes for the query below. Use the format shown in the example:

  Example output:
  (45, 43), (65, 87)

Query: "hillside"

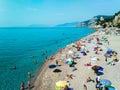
(96, 11), (120, 28)
(55, 22), (79, 27)
(55, 15), (113, 28)
(76, 15), (112, 28)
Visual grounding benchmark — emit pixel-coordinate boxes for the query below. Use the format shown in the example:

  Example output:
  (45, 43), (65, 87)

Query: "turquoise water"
(0, 27), (95, 90)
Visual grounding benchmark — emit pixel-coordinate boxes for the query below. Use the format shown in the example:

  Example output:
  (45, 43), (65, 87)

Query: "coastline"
(32, 27), (120, 90)
(32, 59), (52, 89)
(32, 29), (98, 90)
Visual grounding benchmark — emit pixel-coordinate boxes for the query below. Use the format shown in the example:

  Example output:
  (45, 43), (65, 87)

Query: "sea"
(0, 27), (95, 90)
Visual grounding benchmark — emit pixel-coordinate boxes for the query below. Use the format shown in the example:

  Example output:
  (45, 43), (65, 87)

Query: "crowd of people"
(52, 30), (119, 90)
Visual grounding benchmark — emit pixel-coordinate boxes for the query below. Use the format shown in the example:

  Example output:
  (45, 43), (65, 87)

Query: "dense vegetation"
(97, 11), (120, 28)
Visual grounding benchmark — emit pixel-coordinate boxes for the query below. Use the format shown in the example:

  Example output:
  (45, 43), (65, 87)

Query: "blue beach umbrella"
(107, 48), (113, 54)
(100, 79), (112, 86)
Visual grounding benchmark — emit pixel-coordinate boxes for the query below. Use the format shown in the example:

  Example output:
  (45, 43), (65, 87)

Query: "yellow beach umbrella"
(56, 81), (67, 87)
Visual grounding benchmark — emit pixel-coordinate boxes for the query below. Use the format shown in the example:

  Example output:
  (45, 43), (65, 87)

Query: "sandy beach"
(32, 28), (120, 90)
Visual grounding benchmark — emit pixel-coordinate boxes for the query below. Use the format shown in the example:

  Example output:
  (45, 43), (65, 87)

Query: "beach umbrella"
(106, 48), (113, 54)
(67, 58), (72, 61)
(94, 46), (98, 51)
(66, 61), (72, 65)
(104, 86), (116, 90)
(56, 81), (67, 87)
(68, 50), (73, 54)
(53, 69), (62, 73)
(104, 53), (109, 57)
(91, 57), (97, 61)
(74, 53), (79, 57)
(61, 54), (66, 57)
(49, 64), (56, 69)
(91, 57), (97, 66)
(100, 79), (112, 86)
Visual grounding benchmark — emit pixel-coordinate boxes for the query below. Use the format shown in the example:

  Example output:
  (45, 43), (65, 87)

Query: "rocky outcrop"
(96, 11), (120, 28)
(113, 13), (120, 27)
(76, 15), (112, 28)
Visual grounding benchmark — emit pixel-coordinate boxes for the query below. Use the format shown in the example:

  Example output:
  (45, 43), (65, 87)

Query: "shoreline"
(31, 53), (57, 88)
(32, 29), (98, 90)
(33, 27), (120, 90)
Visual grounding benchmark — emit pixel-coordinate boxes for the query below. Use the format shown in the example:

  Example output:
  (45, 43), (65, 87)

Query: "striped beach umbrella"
(66, 61), (72, 65)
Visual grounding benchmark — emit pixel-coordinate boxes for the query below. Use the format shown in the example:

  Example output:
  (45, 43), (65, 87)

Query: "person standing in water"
(27, 81), (31, 90)
(28, 72), (31, 81)
(20, 82), (24, 90)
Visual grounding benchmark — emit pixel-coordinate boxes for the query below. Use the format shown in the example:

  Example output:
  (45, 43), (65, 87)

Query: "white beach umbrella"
(91, 57), (97, 61)
(91, 56), (97, 65)
(67, 58), (73, 61)
(68, 50), (73, 54)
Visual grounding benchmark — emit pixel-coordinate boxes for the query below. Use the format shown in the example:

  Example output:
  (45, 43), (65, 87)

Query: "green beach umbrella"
(104, 85), (116, 90)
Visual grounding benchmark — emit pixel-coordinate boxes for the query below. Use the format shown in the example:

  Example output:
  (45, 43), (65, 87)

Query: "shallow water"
(0, 27), (95, 90)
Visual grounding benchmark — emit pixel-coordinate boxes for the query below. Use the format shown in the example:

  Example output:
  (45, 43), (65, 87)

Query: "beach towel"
(52, 73), (60, 77)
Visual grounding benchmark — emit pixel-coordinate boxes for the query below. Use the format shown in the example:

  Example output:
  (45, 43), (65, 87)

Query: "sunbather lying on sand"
(107, 60), (115, 66)
(84, 62), (92, 66)
(72, 66), (77, 72)
(86, 77), (95, 83)
(64, 74), (73, 80)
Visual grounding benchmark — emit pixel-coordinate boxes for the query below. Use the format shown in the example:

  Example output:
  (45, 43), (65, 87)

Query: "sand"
(32, 28), (120, 90)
